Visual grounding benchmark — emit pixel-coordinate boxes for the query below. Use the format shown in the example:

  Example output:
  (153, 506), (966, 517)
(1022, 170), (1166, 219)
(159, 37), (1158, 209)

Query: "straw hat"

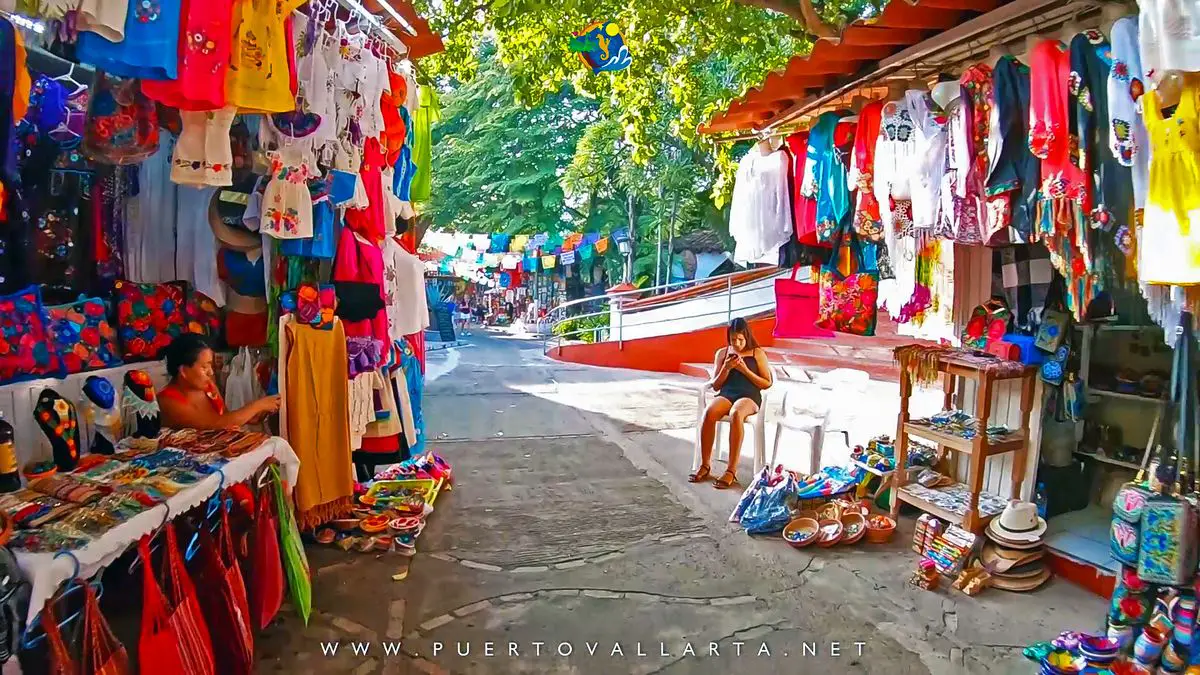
(990, 566), (1051, 592)
(224, 288), (267, 315)
(986, 500), (1047, 544)
(979, 541), (1044, 573)
(208, 181), (261, 252)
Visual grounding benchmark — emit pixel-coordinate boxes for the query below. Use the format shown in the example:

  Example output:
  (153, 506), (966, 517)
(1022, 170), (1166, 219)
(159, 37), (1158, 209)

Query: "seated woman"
(159, 333), (280, 430)
(690, 318), (773, 489)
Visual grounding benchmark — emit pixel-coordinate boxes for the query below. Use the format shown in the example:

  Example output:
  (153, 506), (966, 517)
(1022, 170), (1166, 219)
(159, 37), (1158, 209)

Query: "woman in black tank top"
(690, 318), (773, 489)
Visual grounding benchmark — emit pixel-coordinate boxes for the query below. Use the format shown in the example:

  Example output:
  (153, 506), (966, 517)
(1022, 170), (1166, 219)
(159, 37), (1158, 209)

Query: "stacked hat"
(981, 500), (1052, 592)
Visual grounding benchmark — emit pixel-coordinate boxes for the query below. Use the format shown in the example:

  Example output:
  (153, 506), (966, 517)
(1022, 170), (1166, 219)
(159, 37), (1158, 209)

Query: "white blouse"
(729, 147), (792, 265)
(1109, 16), (1151, 210)
(1138, 0), (1200, 78)
(907, 89), (948, 231)
(873, 97), (919, 231)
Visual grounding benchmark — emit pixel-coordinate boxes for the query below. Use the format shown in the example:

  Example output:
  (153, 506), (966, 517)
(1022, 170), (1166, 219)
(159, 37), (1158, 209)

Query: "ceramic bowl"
(840, 513), (867, 545)
(782, 517), (820, 548)
(1079, 635), (1120, 663)
(865, 515), (897, 543)
(816, 519), (844, 547)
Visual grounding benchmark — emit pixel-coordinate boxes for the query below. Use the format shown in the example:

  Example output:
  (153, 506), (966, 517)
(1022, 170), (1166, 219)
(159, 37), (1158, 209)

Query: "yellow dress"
(1141, 84), (1200, 286)
(226, 0), (306, 114)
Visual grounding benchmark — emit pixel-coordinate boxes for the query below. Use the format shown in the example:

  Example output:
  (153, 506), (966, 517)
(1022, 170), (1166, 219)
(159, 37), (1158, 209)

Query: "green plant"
(552, 313), (611, 344)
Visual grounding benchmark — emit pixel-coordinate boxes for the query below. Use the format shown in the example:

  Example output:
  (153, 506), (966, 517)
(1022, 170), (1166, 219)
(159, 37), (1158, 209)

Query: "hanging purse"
(962, 299), (1011, 351)
(1137, 313), (1199, 586)
(247, 472), (284, 631)
(137, 525), (215, 675)
(815, 222), (878, 336)
(192, 506), (253, 675)
(1035, 280), (1071, 353)
(82, 72), (159, 165)
(1113, 406), (1164, 524)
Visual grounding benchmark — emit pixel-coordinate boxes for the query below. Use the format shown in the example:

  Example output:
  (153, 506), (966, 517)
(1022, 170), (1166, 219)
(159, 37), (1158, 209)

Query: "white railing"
(542, 268), (786, 353)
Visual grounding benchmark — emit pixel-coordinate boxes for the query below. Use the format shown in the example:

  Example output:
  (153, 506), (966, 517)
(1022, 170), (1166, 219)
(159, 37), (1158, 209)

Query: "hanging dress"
(141, 0), (236, 111)
(1140, 83), (1200, 286)
(874, 95), (920, 318)
(986, 56), (1040, 245)
(226, 0), (307, 113)
(172, 108), (238, 186)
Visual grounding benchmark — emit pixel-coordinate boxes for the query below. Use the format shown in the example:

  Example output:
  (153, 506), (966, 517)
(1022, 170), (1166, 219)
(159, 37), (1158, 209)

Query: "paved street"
(254, 329), (1106, 675)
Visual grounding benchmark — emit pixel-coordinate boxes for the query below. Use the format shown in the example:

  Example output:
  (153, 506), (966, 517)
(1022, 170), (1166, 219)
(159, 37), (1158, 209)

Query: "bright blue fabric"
(76, 0), (182, 80)
(219, 249), (266, 297)
(279, 201), (339, 259)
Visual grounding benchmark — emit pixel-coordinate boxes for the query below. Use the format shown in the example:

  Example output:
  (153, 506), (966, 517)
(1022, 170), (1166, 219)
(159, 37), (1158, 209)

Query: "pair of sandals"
(688, 464), (739, 489)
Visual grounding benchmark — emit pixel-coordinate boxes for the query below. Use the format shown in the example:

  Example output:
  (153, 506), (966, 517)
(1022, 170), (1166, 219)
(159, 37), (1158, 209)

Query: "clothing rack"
(331, 0), (408, 55)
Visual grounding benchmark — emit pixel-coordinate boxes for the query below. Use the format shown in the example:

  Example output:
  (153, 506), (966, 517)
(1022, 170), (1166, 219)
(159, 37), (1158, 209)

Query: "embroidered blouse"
(803, 111), (852, 244)
(984, 55), (1040, 244)
(848, 100), (884, 242)
(76, 0), (183, 80)
(906, 89), (947, 231)
(873, 95), (919, 234)
(783, 131), (819, 245)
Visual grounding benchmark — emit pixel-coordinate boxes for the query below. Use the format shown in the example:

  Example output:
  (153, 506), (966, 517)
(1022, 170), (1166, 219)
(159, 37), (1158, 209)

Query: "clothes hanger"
(21, 552), (104, 649)
(183, 468), (226, 562)
(126, 503), (171, 575)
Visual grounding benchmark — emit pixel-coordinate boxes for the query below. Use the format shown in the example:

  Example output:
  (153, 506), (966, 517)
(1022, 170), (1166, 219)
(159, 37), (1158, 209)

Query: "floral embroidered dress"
(1140, 82), (1200, 286)
(954, 64), (994, 245)
(849, 100), (885, 243)
(1139, 0), (1200, 79)
(261, 144), (316, 239)
(142, 0), (236, 111)
(802, 111), (851, 245)
(1030, 39), (1095, 317)
(985, 56), (1040, 245)
(76, 0), (182, 80)
(226, 0), (307, 113)
(1108, 17), (1151, 214)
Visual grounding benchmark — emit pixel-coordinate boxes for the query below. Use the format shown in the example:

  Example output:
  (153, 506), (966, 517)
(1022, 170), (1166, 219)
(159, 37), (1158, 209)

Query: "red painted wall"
(548, 316), (777, 373)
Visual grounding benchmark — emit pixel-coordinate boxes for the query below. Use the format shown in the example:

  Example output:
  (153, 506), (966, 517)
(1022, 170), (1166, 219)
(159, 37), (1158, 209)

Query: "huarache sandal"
(688, 464), (713, 483)
(713, 470), (740, 490)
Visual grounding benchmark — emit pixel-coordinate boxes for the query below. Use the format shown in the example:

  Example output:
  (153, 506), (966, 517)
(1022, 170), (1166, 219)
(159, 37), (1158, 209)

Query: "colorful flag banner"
(578, 244), (594, 261)
(541, 255), (557, 270)
(560, 250), (577, 265)
(595, 238), (610, 254)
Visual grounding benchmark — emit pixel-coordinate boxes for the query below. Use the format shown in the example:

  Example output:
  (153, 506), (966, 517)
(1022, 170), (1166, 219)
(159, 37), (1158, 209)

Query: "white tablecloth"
(15, 436), (300, 626)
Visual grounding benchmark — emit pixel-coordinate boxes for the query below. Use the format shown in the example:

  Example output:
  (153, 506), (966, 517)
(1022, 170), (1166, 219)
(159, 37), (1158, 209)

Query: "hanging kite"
(569, 21), (632, 74)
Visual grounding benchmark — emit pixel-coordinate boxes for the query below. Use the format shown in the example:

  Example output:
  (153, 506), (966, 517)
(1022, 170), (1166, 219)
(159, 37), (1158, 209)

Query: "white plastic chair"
(770, 388), (829, 475)
(693, 385), (769, 476)
(811, 368), (869, 448)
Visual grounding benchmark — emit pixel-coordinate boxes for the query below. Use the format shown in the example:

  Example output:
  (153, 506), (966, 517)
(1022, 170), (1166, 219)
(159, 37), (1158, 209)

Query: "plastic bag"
(740, 473), (798, 534)
(271, 464), (312, 625)
(729, 467), (773, 523)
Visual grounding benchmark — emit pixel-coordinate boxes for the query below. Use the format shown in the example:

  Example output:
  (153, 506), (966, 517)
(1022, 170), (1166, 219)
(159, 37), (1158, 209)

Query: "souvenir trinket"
(34, 389), (80, 471)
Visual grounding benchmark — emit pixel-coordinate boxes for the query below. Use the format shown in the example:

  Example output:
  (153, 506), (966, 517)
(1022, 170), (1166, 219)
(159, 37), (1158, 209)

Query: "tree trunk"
(736, 0), (836, 38)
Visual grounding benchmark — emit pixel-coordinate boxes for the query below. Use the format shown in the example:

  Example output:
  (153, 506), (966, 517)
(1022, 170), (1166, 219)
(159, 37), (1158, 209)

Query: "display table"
(890, 349), (1037, 533)
(15, 436), (299, 626)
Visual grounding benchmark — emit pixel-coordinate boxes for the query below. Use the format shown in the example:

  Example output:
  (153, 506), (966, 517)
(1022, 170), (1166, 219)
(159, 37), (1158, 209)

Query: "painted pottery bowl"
(1041, 649), (1083, 674)
(865, 515), (897, 543)
(840, 513), (867, 545)
(782, 517), (820, 548)
(815, 519), (844, 547)
(1079, 635), (1120, 663)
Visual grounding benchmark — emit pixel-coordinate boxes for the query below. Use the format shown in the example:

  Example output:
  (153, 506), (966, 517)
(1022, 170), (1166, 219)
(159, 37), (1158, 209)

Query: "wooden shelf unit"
(890, 352), (1037, 533)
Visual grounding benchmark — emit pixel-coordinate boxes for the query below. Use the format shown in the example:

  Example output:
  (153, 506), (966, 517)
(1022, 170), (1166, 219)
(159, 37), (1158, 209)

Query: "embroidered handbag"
(137, 525), (215, 675)
(1113, 405), (1163, 524)
(962, 299), (1011, 351)
(1036, 309), (1070, 353)
(80, 580), (131, 675)
(1137, 314), (1199, 586)
(82, 72), (159, 165)
(815, 223), (878, 336)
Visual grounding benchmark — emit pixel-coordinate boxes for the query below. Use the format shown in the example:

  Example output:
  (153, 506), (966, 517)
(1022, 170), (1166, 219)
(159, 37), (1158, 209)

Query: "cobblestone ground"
(254, 329), (1105, 675)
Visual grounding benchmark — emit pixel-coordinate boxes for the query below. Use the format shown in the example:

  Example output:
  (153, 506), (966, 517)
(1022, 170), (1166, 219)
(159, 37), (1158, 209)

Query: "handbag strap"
(81, 581), (126, 672)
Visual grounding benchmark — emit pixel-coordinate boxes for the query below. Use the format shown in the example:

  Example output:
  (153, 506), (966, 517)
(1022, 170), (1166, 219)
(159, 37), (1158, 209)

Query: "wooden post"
(1011, 371), (1036, 499)
(891, 369), (913, 518)
(964, 372), (995, 532)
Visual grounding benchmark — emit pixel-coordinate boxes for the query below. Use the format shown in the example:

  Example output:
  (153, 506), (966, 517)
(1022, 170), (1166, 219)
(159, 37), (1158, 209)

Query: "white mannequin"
(930, 80), (962, 110)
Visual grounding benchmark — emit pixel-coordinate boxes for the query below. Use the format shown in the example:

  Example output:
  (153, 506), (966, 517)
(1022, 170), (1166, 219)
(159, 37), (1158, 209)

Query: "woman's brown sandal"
(688, 464), (712, 483)
(713, 470), (740, 490)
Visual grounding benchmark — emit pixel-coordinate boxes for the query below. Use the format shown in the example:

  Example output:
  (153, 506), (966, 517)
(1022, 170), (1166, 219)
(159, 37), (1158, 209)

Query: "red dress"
(784, 131), (819, 245)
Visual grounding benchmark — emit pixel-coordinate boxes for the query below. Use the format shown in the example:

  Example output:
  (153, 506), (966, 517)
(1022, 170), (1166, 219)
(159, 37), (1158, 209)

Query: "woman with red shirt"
(159, 334), (279, 430)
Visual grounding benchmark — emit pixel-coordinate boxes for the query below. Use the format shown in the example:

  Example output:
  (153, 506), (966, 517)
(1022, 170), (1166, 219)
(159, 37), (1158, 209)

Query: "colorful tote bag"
(0, 285), (63, 383)
(815, 223), (878, 336)
(83, 72), (159, 165)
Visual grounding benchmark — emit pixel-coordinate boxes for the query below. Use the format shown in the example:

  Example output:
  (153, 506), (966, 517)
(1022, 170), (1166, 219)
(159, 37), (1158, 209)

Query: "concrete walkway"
(254, 329), (1105, 675)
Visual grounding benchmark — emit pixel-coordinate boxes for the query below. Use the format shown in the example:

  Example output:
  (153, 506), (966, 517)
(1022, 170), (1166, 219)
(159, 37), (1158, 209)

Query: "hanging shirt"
(783, 131), (819, 246)
(873, 95), (919, 233)
(906, 89), (947, 233)
(728, 146), (792, 266)
(985, 55), (1040, 245)
(409, 85), (439, 202)
(957, 64), (993, 245)
(76, 0), (183, 80)
(125, 138), (178, 283)
(1139, 0), (1200, 79)
(141, 0), (237, 111)
(226, 0), (307, 113)
(175, 186), (225, 306)
(77, 0), (129, 42)
(848, 101), (884, 243)
(1072, 30), (1134, 244)
(1109, 17), (1151, 211)
(807, 111), (853, 245)
(382, 236), (430, 340)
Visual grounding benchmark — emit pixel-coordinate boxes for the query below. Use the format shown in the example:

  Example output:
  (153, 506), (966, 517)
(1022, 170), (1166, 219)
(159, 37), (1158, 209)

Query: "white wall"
(609, 271), (784, 342)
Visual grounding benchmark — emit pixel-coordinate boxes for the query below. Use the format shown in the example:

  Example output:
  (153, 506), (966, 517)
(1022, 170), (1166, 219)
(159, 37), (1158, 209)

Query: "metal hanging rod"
(333, 0), (408, 55)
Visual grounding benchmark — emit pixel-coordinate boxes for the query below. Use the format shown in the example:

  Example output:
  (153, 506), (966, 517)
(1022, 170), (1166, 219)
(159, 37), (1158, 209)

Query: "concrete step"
(681, 347), (899, 383)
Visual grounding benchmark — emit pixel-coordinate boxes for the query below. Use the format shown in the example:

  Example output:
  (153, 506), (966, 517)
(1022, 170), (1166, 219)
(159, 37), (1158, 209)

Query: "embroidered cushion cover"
(0, 285), (63, 383)
(114, 280), (188, 361)
(46, 297), (123, 374)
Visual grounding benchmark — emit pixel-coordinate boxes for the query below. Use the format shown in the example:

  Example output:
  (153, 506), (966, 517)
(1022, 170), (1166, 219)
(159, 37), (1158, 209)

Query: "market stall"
(0, 0), (447, 667)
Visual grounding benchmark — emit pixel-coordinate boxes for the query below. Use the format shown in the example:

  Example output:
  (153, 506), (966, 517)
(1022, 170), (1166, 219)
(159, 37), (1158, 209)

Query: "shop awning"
(363, 0), (445, 60)
(703, 0), (1095, 137)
